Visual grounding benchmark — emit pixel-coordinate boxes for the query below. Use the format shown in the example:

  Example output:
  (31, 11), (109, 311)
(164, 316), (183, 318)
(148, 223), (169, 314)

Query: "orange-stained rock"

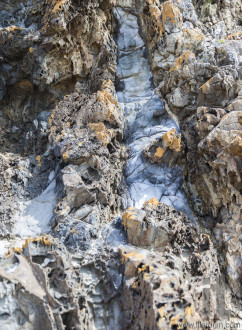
(147, 0), (163, 38)
(227, 31), (242, 40)
(52, 0), (68, 15)
(229, 134), (242, 157)
(162, 128), (182, 152)
(162, 0), (182, 29)
(154, 146), (165, 158)
(89, 122), (115, 146)
(199, 77), (214, 94)
(143, 129), (182, 166)
(144, 197), (159, 207)
(36, 155), (42, 167)
(22, 235), (53, 249)
(182, 28), (205, 43)
(96, 80), (121, 125)
(169, 50), (196, 73)
(147, 0), (182, 40)
(122, 206), (168, 250)
(119, 247), (144, 277)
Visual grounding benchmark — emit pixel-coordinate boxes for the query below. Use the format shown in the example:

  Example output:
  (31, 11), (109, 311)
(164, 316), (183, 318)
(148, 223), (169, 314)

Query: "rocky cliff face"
(0, 0), (241, 329)
(137, 0), (242, 298)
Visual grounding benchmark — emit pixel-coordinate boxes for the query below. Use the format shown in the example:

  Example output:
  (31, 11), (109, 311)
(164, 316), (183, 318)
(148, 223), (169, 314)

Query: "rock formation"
(138, 0), (242, 298)
(0, 0), (241, 329)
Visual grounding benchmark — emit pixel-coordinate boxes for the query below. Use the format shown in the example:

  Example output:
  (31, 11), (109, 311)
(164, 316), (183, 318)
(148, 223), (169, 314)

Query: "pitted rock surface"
(0, 0), (117, 153)
(0, 0), (241, 329)
(138, 0), (242, 296)
(119, 200), (237, 329)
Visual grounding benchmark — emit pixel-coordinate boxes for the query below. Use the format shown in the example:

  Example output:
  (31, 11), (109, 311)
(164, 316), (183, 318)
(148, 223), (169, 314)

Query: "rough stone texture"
(0, 236), (90, 329)
(0, 151), (56, 238)
(122, 206), (169, 250)
(0, 77), (126, 328)
(143, 128), (184, 166)
(138, 0), (242, 300)
(0, 0), (241, 329)
(0, 0), (117, 153)
(0, 2), (126, 327)
(120, 200), (240, 328)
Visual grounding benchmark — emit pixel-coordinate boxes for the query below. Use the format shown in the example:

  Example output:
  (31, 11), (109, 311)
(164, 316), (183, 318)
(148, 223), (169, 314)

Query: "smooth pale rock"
(12, 177), (56, 238)
(114, 6), (192, 217)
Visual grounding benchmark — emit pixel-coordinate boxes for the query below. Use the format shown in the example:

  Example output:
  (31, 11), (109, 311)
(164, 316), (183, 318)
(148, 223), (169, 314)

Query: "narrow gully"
(114, 7), (192, 218)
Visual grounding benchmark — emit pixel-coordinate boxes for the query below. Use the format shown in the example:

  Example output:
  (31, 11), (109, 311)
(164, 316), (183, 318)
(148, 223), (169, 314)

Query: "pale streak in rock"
(114, 7), (192, 217)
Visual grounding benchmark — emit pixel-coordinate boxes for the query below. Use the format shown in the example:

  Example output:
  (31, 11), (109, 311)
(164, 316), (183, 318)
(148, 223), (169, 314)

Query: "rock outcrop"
(144, 128), (183, 166)
(0, 2), (126, 328)
(0, 0), (241, 329)
(120, 199), (232, 329)
(114, 5), (191, 216)
(0, 236), (90, 329)
(0, 0), (117, 153)
(138, 0), (242, 300)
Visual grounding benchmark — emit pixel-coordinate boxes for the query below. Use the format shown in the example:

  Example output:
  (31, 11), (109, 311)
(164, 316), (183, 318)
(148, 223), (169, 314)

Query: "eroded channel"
(114, 7), (192, 217)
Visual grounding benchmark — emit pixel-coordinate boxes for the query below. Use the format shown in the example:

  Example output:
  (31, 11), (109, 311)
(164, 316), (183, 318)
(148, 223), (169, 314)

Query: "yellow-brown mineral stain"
(36, 155), (42, 167)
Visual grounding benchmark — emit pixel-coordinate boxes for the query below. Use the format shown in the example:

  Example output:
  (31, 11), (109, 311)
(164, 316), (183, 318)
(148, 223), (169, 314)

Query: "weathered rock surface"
(138, 0), (242, 300)
(144, 128), (183, 166)
(0, 237), (90, 329)
(120, 200), (241, 328)
(122, 206), (169, 250)
(0, 2), (126, 328)
(0, 0), (117, 153)
(0, 0), (241, 329)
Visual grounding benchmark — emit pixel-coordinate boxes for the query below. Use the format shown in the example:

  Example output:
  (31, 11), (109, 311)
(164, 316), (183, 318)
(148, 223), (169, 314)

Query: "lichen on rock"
(144, 128), (183, 166)
(140, 0), (242, 304)
(0, 0), (241, 328)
